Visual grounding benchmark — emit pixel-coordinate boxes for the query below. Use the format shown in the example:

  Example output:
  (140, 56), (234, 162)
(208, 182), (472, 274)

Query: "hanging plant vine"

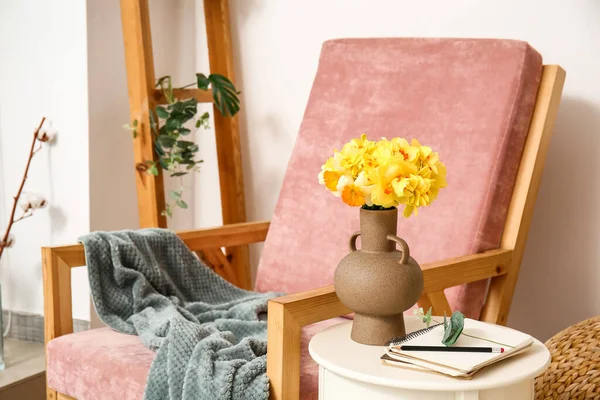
(126, 73), (240, 217)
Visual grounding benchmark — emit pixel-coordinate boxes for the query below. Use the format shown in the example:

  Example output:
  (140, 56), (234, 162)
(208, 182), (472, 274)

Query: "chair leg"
(418, 291), (452, 316)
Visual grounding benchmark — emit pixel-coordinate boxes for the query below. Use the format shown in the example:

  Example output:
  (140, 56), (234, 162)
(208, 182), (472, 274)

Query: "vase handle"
(386, 234), (410, 264)
(349, 231), (361, 252)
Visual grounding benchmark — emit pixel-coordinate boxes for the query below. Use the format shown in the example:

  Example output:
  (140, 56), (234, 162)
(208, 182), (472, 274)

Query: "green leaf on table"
(442, 311), (465, 346)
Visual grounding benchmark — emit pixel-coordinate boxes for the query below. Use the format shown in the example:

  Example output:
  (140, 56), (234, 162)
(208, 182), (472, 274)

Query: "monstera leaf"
(196, 73), (240, 117)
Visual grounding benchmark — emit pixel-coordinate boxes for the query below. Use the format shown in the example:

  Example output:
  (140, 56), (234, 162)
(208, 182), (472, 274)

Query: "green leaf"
(154, 141), (165, 156)
(177, 140), (195, 148)
(170, 98), (197, 120)
(178, 128), (191, 136)
(159, 157), (169, 170)
(423, 307), (433, 328)
(156, 106), (169, 119)
(148, 163), (159, 176)
(208, 74), (240, 117)
(133, 119), (138, 127)
(176, 199), (188, 209)
(196, 73), (210, 91)
(442, 311), (465, 346)
(169, 190), (181, 199)
(165, 117), (182, 132)
(158, 135), (176, 148)
(171, 172), (187, 177)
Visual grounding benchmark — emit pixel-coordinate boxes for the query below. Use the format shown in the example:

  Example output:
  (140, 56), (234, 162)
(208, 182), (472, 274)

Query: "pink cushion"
(47, 328), (153, 400)
(47, 318), (346, 399)
(256, 38), (542, 319)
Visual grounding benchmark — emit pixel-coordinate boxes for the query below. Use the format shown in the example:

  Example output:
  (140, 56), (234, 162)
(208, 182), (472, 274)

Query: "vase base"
(350, 313), (406, 345)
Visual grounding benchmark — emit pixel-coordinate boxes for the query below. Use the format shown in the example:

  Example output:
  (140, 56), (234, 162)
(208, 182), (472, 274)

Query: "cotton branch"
(0, 117), (47, 260)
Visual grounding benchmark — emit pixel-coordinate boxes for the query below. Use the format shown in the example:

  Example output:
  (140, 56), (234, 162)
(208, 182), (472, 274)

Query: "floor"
(0, 338), (46, 399)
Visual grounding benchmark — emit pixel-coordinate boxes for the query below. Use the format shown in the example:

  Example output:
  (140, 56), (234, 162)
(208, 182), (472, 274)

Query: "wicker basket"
(535, 316), (600, 399)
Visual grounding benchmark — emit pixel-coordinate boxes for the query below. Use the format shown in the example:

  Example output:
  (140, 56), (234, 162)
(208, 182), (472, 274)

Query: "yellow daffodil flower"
(318, 135), (447, 216)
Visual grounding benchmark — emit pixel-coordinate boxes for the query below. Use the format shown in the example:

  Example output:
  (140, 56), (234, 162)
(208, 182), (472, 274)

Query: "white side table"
(309, 320), (550, 400)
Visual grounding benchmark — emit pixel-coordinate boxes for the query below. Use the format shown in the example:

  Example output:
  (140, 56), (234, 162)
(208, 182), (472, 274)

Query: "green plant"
(125, 73), (240, 217)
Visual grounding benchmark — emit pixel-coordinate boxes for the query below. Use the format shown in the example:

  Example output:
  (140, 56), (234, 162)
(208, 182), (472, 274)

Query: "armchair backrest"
(255, 38), (545, 319)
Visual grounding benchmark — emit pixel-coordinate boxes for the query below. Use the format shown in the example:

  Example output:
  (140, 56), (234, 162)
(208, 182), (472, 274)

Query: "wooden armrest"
(268, 285), (351, 327)
(266, 248), (512, 400)
(45, 221), (271, 269)
(178, 220), (270, 250)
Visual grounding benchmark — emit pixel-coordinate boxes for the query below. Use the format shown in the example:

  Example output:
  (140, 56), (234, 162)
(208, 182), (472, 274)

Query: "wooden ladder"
(120, 0), (251, 289)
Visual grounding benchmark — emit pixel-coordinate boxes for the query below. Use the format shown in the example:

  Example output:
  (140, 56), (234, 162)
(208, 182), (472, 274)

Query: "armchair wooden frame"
(42, 65), (564, 400)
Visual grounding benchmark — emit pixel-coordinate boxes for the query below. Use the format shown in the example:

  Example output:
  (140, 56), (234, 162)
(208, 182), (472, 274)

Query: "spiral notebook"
(381, 318), (534, 378)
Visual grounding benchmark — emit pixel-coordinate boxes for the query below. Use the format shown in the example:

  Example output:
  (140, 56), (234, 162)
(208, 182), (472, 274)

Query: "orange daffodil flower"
(318, 134), (447, 217)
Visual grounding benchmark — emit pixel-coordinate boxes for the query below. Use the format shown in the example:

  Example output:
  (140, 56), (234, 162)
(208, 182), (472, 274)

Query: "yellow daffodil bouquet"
(318, 135), (447, 217)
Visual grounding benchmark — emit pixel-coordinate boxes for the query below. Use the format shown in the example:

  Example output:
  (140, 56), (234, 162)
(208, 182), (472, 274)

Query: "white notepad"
(383, 318), (533, 377)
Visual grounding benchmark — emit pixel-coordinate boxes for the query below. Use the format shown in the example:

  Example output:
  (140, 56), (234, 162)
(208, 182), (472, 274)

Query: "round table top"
(309, 319), (550, 392)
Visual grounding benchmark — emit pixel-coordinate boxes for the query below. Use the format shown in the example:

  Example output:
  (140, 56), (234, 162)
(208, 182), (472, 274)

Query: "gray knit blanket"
(79, 229), (281, 400)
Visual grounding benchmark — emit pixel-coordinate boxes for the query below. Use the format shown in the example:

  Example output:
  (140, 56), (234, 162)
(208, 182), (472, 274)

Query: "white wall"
(87, 0), (197, 236)
(0, 0), (91, 320)
(217, 0), (600, 341)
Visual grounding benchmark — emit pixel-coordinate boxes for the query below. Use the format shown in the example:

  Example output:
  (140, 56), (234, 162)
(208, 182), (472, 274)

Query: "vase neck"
(359, 208), (398, 252)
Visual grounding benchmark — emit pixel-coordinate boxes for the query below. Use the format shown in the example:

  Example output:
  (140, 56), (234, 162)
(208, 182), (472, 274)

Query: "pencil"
(400, 345), (504, 353)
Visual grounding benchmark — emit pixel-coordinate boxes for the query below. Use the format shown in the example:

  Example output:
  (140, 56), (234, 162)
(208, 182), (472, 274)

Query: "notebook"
(381, 318), (534, 378)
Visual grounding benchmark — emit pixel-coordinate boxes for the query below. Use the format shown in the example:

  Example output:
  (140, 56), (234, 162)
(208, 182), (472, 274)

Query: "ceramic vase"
(334, 208), (424, 345)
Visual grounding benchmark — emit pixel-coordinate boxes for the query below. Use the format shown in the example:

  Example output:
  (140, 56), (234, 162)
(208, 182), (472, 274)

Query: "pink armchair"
(43, 38), (565, 400)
